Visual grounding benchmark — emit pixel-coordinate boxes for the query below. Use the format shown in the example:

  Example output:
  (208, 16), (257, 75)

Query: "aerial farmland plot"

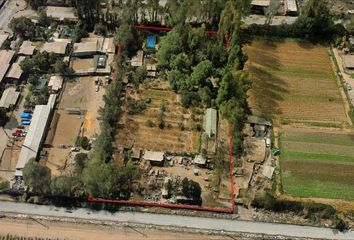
(280, 126), (354, 200)
(245, 39), (349, 126)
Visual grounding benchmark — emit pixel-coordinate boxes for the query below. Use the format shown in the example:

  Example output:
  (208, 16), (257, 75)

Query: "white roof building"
(0, 87), (20, 109)
(48, 75), (63, 92)
(143, 150), (165, 162)
(15, 94), (57, 177)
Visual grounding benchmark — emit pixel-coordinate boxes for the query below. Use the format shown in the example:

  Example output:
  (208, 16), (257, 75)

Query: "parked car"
(23, 109), (33, 113)
(17, 125), (25, 129)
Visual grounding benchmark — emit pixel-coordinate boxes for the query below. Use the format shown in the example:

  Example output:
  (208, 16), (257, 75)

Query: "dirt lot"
(245, 39), (348, 126)
(70, 58), (95, 72)
(280, 125), (354, 201)
(116, 80), (203, 152)
(45, 77), (104, 175)
(0, 218), (233, 240)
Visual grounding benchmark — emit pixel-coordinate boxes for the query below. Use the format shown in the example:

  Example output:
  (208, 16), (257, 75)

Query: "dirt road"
(0, 218), (228, 240)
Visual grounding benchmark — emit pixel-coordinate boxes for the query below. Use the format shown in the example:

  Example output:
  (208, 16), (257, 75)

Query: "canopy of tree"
(23, 158), (51, 194)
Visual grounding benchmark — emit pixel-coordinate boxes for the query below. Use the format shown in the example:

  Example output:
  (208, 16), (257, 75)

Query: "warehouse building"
(15, 94), (57, 177)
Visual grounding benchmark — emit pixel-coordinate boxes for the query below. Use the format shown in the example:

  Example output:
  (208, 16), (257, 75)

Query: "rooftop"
(48, 75), (63, 91)
(42, 41), (69, 54)
(194, 155), (206, 165)
(6, 63), (23, 80)
(16, 94), (57, 176)
(46, 6), (77, 20)
(131, 50), (144, 67)
(73, 41), (99, 55)
(204, 108), (217, 137)
(143, 150), (165, 162)
(101, 37), (115, 53)
(285, 0), (297, 12)
(19, 41), (35, 56)
(251, 0), (270, 7)
(343, 54), (354, 69)
(0, 87), (20, 108)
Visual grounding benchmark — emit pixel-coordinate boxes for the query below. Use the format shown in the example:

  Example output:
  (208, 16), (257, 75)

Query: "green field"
(281, 127), (354, 200)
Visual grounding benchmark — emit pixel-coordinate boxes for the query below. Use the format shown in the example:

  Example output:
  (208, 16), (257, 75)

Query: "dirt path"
(0, 218), (226, 240)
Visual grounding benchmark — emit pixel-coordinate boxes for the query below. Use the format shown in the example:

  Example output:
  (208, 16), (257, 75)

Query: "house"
(0, 87), (20, 109)
(18, 41), (35, 56)
(101, 37), (115, 54)
(0, 50), (16, 83)
(72, 41), (99, 57)
(251, 0), (270, 14)
(342, 55), (354, 71)
(204, 108), (217, 138)
(285, 0), (298, 16)
(5, 63), (23, 81)
(41, 41), (69, 55)
(131, 50), (144, 67)
(48, 75), (63, 93)
(193, 155), (207, 167)
(143, 150), (165, 166)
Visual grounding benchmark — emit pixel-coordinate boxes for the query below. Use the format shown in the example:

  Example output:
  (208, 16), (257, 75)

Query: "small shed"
(48, 75), (63, 92)
(19, 41), (35, 56)
(143, 150), (165, 166)
(285, 0), (298, 16)
(204, 108), (217, 138)
(194, 155), (207, 167)
(0, 87), (20, 109)
(251, 0), (270, 13)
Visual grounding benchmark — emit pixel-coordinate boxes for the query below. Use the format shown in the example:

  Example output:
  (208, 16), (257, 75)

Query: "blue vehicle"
(21, 120), (31, 125)
(20, 113), (32, 119)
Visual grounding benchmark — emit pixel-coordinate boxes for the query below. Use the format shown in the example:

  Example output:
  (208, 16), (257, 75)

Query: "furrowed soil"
(280, 126), (354, 201)
(245, 39), (348, 125)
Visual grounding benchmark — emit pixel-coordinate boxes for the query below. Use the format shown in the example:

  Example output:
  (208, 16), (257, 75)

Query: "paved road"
(0, 201), (353, 239)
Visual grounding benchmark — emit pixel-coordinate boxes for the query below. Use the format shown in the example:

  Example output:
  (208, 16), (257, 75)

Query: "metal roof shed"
(204, 108), (217, 138)
(18, 41), (35, 56)
(6, 63), (23, 80)
(41, 41), (69, 55)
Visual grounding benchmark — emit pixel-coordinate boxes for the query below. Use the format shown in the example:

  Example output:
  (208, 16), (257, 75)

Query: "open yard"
(245, 39), (348, 125)
(280, 126), (354, 201)
(116, 81), (203, 153)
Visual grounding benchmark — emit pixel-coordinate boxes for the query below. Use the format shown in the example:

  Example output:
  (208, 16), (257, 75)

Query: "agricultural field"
(245, 39), (348, 125)
(280, 126), (354, 200)
(116, 80), (203, 153)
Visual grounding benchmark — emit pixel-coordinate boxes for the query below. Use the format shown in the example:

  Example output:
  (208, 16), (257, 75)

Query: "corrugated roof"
(6, 63), (23, 79)
(204, 108), (217, 137)
(41, 41), (69, 54)
(73, 41), (99, 55)
(16, 95), (57, 175)
(343, 55), (354, 69)
(285, 0), (297, 12)
(143, 151), (165, 162)
(251, 0), (270, 7)
(0, 87), (20, 108)
(19, 41), (35, 56)
(102, 37), (115, 53)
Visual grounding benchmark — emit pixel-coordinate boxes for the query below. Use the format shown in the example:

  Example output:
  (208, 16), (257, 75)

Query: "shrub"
(76, 136), (90, 150)
(0, 180), (10, 190)
(146, 119), (154, 127)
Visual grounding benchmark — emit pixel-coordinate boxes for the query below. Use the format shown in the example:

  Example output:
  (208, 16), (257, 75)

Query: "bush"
(128, 99), (146, 114)
(181, 178), (201, 199)
(146, 119), (155, 127)
(333, 217), (348, 232)
(74, 153), (88, 174)
(0, 180), (10, 190)
(76, 136), (90, 150)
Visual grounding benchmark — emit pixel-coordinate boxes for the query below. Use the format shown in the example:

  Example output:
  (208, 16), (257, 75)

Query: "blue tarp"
(147, 36), (156, 49)
(20, 113), (31, 119)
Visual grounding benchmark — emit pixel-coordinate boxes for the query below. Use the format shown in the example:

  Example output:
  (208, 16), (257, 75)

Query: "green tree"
(0, 107), (8, 126)
(74, 153), (88, 174)
(181, 178), (201, 199)
(27, 0), (46, 10)
(23, 158), (51, 194)
(9, 17), (36, 39)
(75, 136), (90, 150)
(132, 66), (147, 85)
(114, 22), (138, 57)
(198, 87), (212, 107)
(157, 30), (183, 68)
(50, 176), (84, 197)
(189, 60), (213, 86)
(294, 0), (335, 39)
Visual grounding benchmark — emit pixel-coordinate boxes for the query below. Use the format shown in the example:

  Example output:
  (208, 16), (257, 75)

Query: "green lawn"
(281, 129), (354, 201)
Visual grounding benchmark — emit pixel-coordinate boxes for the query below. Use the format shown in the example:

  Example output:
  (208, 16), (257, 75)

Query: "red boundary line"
(88, 123), (234, 213)
(89, 36), (235, 213)
(134, 25), (218, 35)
